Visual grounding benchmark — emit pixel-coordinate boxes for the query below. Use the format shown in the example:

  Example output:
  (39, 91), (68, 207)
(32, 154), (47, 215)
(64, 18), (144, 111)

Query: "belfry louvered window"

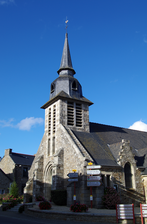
(67, 102), (74, 126)
(53, 105), (56, 134)
(48, 108), (51, 136)
(76, 103), (82, 127)
(67, 101), (82, 127)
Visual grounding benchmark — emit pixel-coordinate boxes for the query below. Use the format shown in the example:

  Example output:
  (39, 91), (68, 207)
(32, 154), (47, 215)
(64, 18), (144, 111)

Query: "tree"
(9, 181), (19, 198)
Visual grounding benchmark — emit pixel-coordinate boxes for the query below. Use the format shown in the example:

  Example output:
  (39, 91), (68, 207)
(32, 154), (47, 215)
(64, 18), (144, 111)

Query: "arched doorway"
(44, 165), (52, 200)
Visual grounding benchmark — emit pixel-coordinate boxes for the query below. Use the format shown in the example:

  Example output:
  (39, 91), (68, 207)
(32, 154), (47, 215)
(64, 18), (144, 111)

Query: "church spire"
(57, 33), (75, 76)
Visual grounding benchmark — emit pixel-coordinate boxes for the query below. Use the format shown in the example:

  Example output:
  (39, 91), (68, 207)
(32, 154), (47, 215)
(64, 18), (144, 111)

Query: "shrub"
(9, 181), (19, 198)
(18, 204), (25, 213)
(36, 195), (46, 201)
(51, 190), (67, 205)
(39, 201), (51, 210)
(102, 187), (120, 209)
(70, 203), (88, 212)
(2, 205), (8, 211)
(17, 195), (24, 203)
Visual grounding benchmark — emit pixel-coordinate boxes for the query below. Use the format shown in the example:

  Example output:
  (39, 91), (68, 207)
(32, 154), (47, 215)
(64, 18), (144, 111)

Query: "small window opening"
(52, 137), (55, 154)
(51, 83), (55, 93)
(124, 162), (132, 189)
(72, 81), (78, 91)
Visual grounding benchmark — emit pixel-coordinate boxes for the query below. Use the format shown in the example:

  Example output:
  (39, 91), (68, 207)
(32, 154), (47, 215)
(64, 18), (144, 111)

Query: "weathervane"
(65, 18), (68, 33)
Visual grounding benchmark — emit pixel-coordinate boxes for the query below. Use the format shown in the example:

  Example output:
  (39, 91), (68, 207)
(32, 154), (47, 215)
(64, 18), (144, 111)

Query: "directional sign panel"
(67, 173), (78, 178)
(87, 176), (101, 181)
(87, 181), (101, 187)
(68, 178), (78, 182)
(87, 165), (101, 170)
(87, 170), (101, 175)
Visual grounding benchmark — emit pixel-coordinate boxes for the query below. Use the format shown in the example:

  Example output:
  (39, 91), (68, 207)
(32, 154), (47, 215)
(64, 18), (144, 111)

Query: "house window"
(0, 189), (5, 194)
(52, 137), (55, 154)
(23, 167), (28, 178)
(124, 162), (132, 189)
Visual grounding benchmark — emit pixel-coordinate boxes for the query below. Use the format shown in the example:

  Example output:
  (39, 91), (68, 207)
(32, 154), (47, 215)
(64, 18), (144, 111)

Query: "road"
(0, 210), (115, 224)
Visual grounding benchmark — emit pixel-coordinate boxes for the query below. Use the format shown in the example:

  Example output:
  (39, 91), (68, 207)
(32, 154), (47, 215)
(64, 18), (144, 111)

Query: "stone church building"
(24, 33), (147, 208)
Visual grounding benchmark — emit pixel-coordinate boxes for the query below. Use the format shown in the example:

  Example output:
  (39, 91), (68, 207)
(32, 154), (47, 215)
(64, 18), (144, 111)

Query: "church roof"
(41, 90), (93, 109)
(57, 33), (75, 76)
(72, 129), (119, 167)
(10, 152), (34, 166)
(71, 122), (147, 168)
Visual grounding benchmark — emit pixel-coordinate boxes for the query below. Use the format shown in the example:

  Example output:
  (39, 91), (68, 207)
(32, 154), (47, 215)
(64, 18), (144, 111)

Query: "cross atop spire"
(57, 32), (75, 76)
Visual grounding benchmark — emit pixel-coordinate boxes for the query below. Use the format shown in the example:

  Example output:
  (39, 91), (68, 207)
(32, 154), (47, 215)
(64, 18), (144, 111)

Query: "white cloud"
(0, 0), (15, 5)
(129, 121), (147, 132)
(0, 117), (44, 131)
(16, 117), (44, 131)
(0, 118), (14, 127)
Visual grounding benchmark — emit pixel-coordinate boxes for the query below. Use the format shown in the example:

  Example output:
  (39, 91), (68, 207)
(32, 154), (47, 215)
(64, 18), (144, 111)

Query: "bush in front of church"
(39, 201), (51, 210)
(51, 190), (67, 205)
(70, 203), (88, 212)
(102, 187), (120, 209)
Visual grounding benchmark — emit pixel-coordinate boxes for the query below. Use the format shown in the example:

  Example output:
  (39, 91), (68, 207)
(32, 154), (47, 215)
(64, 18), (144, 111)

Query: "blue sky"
(0, 0), (147, 157)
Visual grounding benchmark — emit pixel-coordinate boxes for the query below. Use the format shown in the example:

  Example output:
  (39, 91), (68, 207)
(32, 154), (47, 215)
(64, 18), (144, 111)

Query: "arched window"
(124, 162), (132, 189)
(72, 81), (78, 91)
(51, 83), (55, 93)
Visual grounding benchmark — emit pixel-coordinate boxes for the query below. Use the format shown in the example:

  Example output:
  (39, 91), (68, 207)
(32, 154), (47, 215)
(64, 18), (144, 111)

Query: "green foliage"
(9, 181), (19, 198)
(51, 190), (67, 206)
(70, 203), (88, 212)
(102, 187), (120, 209)
(18, 204), (25, 213)
(39, 201), (51, 210)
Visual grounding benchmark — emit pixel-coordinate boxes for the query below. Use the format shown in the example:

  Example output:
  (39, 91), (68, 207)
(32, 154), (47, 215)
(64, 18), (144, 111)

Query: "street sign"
(87, 165), (101, 169)
(87, 181), (101, 187)
(67, 173), (78, 178)
(87, 176), (101, 181)
(87, 170), (101, 175)
(68, 178), (78, 182)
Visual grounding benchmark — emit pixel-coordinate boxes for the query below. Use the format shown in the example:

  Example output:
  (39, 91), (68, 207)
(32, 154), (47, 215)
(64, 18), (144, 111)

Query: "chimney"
(5, 148), (12, 156)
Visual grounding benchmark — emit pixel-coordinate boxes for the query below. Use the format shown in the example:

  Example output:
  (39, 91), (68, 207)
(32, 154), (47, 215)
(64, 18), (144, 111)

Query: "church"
(24, 32), (147, 208)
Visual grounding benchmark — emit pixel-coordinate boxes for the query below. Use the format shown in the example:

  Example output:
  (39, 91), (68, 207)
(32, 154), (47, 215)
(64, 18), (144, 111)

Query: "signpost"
(67, 173), (78, 178)
(87, 162), (101, 208)
(87, 176), (101, 181)
(87, 181), (101, 187)
(67, 169), (78, 203)
(87, 170), (101, 175)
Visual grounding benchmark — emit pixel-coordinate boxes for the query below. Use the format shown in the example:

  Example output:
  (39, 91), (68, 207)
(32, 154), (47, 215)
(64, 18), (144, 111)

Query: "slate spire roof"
(57, 33), (75, 76)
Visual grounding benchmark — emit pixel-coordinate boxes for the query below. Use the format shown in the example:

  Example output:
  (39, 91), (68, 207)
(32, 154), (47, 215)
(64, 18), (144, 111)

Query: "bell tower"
(41, 33), (93, 156)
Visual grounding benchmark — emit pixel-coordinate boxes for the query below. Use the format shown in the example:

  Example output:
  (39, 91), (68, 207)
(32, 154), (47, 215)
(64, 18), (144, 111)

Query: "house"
(0, 148), (34, 195)
(24, 32), (147, 207)
(0, 169), (12, 194)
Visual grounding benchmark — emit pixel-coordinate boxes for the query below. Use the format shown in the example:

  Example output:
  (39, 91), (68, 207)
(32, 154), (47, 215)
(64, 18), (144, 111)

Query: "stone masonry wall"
(0, 170), (11, 194)
(0, 149), (15, 181)
(112, 140), (145, 206)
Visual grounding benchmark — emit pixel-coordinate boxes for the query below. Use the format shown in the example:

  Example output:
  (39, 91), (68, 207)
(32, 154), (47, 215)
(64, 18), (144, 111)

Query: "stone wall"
(0, 169), (11, 194)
